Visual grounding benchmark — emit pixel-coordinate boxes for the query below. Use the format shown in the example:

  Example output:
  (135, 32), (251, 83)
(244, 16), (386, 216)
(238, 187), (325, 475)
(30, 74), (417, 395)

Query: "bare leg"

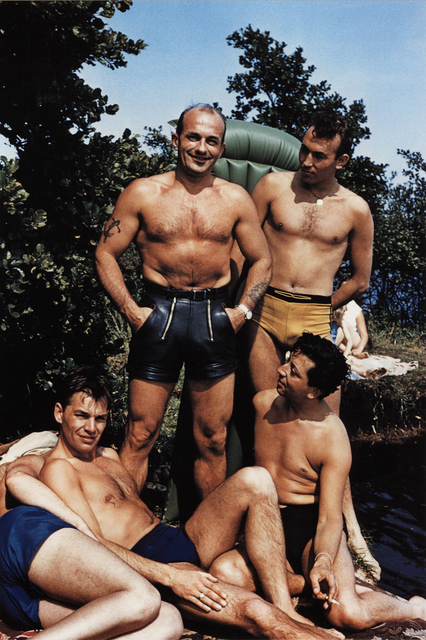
(174, 576), (344, 640)
(186, 466), (308, 624)
(28, 528), (183, 640)
(306, 532), (426, 631)
(341, 478), (381, 581)
(120, 378), (175, 492)
(246, 322), (286, 393)
(188, 374), (234, 499)
(209, 547), (306, 596)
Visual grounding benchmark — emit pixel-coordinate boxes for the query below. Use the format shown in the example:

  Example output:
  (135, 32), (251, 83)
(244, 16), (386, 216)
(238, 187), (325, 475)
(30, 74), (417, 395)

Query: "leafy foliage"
(226, 25), (370, 146)
(367, 150), (426, 328)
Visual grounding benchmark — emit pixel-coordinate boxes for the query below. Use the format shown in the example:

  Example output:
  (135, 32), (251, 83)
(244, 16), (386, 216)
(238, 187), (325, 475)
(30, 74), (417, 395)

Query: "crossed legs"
(28, 527), (182, 640)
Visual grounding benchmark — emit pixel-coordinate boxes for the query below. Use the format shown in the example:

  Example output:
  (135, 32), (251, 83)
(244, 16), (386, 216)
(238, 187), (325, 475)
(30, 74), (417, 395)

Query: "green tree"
(226, 25), (370, 145)
(368, 150), (426, 329)
(0, 1), (153, 437)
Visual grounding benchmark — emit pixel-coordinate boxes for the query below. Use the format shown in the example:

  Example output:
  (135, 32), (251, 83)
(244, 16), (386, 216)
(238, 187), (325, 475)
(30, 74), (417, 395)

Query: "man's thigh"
(188, 373), (235, 432)
(128, 378), (175, 427)
(246, 321), (286, 392)
(29, 528), (153, 611)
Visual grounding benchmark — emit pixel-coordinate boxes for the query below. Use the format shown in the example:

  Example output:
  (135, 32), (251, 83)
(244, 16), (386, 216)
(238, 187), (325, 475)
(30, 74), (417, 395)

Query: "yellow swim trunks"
(251, 287), (332, 350)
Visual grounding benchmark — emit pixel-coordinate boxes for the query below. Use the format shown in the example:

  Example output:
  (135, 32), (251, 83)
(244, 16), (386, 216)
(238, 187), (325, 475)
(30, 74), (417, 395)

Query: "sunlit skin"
(95, 106), (271, 496)
(53, 393), (109, 461)
(251, 344), (426, 630)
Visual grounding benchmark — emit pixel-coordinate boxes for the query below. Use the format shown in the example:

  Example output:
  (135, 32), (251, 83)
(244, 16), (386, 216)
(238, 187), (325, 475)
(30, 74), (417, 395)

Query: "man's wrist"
(235, 303), (252, 321)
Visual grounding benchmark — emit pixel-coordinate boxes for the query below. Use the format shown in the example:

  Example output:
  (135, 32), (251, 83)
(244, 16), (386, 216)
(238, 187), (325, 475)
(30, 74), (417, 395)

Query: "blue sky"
(2, 0), (425, 180)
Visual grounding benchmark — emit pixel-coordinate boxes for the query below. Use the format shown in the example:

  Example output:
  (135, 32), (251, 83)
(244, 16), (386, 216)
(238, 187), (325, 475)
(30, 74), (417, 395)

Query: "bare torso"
(41, 449), (159, 549)
(253, 390), (350, 505)
(129, 172), (243, 289)
(259, 172), (364, 295)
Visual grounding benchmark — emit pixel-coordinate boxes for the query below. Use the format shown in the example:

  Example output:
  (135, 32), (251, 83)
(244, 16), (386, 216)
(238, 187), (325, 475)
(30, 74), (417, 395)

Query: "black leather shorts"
(128, 281), (238, 382)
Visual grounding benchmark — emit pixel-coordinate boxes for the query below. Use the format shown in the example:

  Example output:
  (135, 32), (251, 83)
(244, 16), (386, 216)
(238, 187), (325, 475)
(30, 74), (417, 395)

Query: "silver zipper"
(161, 297), (176, 340)
(207, 299), (214, 340)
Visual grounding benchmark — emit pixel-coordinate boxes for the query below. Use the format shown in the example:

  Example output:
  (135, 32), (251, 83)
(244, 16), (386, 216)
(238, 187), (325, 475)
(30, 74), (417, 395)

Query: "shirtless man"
(248, 111), (374, 398)
(95, 104), (271, 496)
(240, 333), (425, 632)
(0, 457), (182, 639)
(244, 111), (377, 576)
(5, 366), (343, 640)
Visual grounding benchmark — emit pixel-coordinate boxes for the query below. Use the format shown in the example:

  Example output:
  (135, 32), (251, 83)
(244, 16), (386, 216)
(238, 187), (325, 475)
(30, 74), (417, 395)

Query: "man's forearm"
(238, 257), (271, 310)
(6, 471), (96, 537)
(331, 277), (369, 310)
(95, 250), (141, 326)
(100, 536), (177, 588)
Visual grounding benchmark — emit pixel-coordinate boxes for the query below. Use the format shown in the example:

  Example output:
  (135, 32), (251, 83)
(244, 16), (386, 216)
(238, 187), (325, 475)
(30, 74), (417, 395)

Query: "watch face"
(246, 310), (253, 320)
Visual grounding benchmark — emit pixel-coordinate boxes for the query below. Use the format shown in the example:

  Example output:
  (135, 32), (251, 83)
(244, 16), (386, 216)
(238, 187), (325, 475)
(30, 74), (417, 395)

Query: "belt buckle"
(191, 289), (207, 301)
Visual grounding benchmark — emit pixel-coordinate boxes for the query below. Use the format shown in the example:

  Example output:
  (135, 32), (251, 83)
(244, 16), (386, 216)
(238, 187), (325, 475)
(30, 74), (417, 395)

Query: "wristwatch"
(235, 304), (253, 321)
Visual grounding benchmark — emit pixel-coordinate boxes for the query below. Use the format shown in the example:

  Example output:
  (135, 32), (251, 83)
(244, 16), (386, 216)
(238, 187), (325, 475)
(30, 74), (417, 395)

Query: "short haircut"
(176, 104), (227, 143)
(309, 111), (353, 159)
(292, 332), (349, 399)
(56, 366), (113, 411)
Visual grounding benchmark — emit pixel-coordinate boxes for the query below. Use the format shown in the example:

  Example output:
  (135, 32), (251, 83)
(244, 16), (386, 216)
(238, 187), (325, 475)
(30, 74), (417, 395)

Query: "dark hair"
(292, 332), (348, 399)
(57, 366), (113, 411)
(176, 104), (227, 143)
(309, 111), (353, 159)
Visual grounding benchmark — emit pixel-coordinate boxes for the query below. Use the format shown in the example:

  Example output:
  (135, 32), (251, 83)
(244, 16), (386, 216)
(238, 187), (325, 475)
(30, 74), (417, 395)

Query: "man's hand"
(224, 306), (246, 333)
(310, 565), (339, 610)
(171, 568), (228, 612)
(129, 306), (155, 334)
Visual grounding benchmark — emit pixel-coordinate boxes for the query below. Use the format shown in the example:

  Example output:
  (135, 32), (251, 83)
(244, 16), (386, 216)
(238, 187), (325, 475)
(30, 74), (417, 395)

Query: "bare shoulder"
(255, 170), (295, 195)
(216, 176), (254, 202)
(122, 171), (175, 198)
(254, 388), (278, 411)
(339, 184), (372, 217)
(98, 447), (121, 463)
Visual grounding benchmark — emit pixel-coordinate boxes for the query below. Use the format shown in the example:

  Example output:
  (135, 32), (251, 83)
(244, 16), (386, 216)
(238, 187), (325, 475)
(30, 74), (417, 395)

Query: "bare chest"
(266, 198), (351, 246)
(138, 190), (234, 245)
(77, 460), (136, 510)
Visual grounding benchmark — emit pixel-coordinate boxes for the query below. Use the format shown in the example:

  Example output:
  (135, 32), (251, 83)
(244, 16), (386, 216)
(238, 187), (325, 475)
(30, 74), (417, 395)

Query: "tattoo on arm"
(247, 281), (269, 306)
(103, 217), (121, 243)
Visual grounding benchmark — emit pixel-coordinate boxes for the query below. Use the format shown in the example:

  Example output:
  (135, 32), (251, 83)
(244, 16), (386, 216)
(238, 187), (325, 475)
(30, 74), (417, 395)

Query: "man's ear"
(171, 132), (179, 151)
(218, 141), (225, 159)
(53, 402), (64, 425)
(307, 387), (322, 400)
(336, 153), (349, 170)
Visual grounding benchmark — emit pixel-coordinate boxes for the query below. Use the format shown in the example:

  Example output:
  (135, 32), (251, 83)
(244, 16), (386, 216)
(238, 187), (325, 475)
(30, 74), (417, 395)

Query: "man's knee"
(232, 466), (276, 498)
(194, 421), (227, 458)
(209, 555), (256, 592)
(125, 415), (162, 454)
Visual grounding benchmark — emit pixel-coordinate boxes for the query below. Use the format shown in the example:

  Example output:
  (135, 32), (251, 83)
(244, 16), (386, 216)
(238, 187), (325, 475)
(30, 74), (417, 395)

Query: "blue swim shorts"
(0, 506), (76, 630)
(131, 524), (200, 566)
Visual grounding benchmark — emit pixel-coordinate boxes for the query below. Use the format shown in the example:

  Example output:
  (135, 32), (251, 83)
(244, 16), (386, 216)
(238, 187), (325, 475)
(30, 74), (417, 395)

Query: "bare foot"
(409, 595), (426, 620)
(273, 619), (344, 640)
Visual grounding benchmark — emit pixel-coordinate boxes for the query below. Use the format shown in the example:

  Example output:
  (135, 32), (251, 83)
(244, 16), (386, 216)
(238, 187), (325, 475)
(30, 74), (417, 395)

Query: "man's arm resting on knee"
(310, 430), (352, 607)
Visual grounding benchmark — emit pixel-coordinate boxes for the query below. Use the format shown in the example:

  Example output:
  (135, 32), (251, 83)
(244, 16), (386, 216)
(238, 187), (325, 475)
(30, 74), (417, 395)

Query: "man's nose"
(301, 152), (312, 166)
(85, 419), (97, 432)
(196, 139), (207, 154)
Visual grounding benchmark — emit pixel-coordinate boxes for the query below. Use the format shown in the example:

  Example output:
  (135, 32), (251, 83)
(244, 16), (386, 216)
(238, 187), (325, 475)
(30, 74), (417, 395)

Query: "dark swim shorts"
(131, 524), (200, 566)
(128, 280), (238, 382)
(280, 503), (319, 574)
(0, 506), (76, 630)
